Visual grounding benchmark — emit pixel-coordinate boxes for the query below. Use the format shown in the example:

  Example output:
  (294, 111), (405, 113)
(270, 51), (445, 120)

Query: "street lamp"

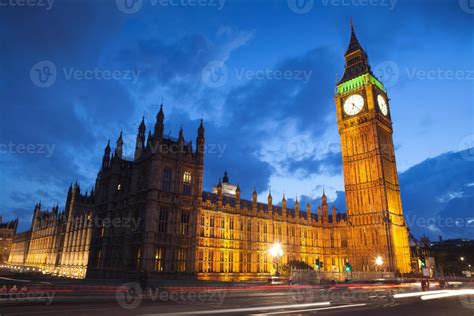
(460, 257), (465, 261)
(269, 242), (283, 276)
(375, 256), (383, 278)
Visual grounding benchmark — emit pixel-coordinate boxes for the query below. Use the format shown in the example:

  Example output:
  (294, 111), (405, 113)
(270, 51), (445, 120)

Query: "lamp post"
(375, 256), (384, 279)
(269, 242), (283, 277)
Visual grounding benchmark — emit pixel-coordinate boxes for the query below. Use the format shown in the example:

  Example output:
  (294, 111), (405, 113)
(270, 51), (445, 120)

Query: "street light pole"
(375, 256), (384, 279)
(269, 242), (283, 277)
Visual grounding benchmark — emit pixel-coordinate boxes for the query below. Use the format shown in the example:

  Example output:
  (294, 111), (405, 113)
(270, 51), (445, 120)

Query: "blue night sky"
(0, 0), (473, 238)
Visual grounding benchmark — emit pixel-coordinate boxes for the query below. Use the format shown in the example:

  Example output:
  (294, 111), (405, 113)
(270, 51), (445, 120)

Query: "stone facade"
(7, 185), (93, 278)
(0, 218), (18, 263)
(5, 24), (411, 280)
(334, 23), (411, 273)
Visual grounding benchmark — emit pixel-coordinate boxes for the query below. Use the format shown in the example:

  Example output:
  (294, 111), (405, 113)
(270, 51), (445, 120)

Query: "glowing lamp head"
(375, 256), (383, 266)
(269, 242), (283, 258)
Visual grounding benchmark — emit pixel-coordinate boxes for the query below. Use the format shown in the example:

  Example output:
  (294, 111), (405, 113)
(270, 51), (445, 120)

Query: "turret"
(317, 204), (322, 222)
(196, 119), (205, 163)
(252, 186), (257, 213)
(102, 140), (111, 170)
(306, 201), (311, 222)
(217, 179), (223, 209)
(31, 202), (41, 231)
(223, 171), (229, 183)
(282, 194), (287, 217)
(236, 183), (241, 211)
(332, 204), (337, 225)
(115, 132), (123, 159)
(154, 103), (164, 142)
(178, 127), (184, 146)
(338, 20), (372, 85)
(295, 196), (300, 219)
(267, 190), (273, 214)
(134, 117), (146, 160)
(146, 131), (153, 151)
(321, 190), (329, 222)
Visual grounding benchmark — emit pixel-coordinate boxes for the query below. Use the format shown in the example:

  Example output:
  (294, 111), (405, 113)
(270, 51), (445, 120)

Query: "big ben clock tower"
(335, 23), (411, 274)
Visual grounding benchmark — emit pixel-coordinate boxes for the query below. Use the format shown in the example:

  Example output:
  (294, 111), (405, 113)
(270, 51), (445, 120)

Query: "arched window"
(182, 171), (192, 195)
(162, 167), (172, 192)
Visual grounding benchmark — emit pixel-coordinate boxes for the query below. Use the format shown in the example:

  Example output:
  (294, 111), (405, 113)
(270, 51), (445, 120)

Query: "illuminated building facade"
(8, 231), (29, 265)
(334, 23), (412, 273)
(197, 177), (349, 281)
(6, 24), (411, 280)
(86, 106), (203, 279)
(7, 184), (93, 278)
(0, 218), (18, 263)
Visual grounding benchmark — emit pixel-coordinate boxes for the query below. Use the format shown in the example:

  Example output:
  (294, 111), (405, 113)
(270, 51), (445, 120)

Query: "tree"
(419, 235), (431, 249)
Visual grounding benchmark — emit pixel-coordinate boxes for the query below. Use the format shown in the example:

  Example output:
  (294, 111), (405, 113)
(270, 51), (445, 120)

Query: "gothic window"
(239, 252), (243, 272)
(229, 218), (234, 240)
(177, 248), (187, 272)
(229, 252), (233, 272)
(208, 251), (213, 272)
(247, 252), (251, 272)
(136, 247), (141, 271)
(158, 208), (169, 233)
(180, 212), (190, 235)
(198, 251), (203, 272)
(155, 247), (165, 272)
(220, 251), (225, 272)
(199, 215), (205, 237)
(263, 254), (268, 273)
(247, 222), (251, 241)
(162, 168), (172, 192)
(210, 217), (215, 238)
(182, 171), (192, 195)
(219, 218), (225, 239)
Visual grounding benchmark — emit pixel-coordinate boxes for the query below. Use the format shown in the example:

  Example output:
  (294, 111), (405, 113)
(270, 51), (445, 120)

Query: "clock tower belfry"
(335, 23), (411, 274)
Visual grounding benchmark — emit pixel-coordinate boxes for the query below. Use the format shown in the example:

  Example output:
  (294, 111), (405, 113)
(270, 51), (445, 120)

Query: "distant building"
(7, 184), (93, 278)
(8, 231), (29, 265)
(0, 218), (18, 263)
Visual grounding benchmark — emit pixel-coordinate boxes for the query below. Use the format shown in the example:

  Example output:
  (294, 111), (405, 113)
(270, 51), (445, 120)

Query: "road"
(1, 275), (473, 315)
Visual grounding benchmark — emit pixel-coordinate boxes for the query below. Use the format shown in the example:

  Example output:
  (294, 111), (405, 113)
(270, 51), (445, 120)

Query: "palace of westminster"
(4, 25), (412, 280)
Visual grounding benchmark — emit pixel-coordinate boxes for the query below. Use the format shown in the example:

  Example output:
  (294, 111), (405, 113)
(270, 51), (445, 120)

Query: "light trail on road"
(142, 301), (331, 315)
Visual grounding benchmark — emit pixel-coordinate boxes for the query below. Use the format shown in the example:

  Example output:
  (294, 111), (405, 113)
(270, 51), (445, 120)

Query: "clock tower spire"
(335, 22), (411, 274)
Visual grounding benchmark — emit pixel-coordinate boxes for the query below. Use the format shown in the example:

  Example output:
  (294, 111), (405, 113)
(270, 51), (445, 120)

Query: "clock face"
(377, 95), (388, 116)
(343, 94), (364, 116)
